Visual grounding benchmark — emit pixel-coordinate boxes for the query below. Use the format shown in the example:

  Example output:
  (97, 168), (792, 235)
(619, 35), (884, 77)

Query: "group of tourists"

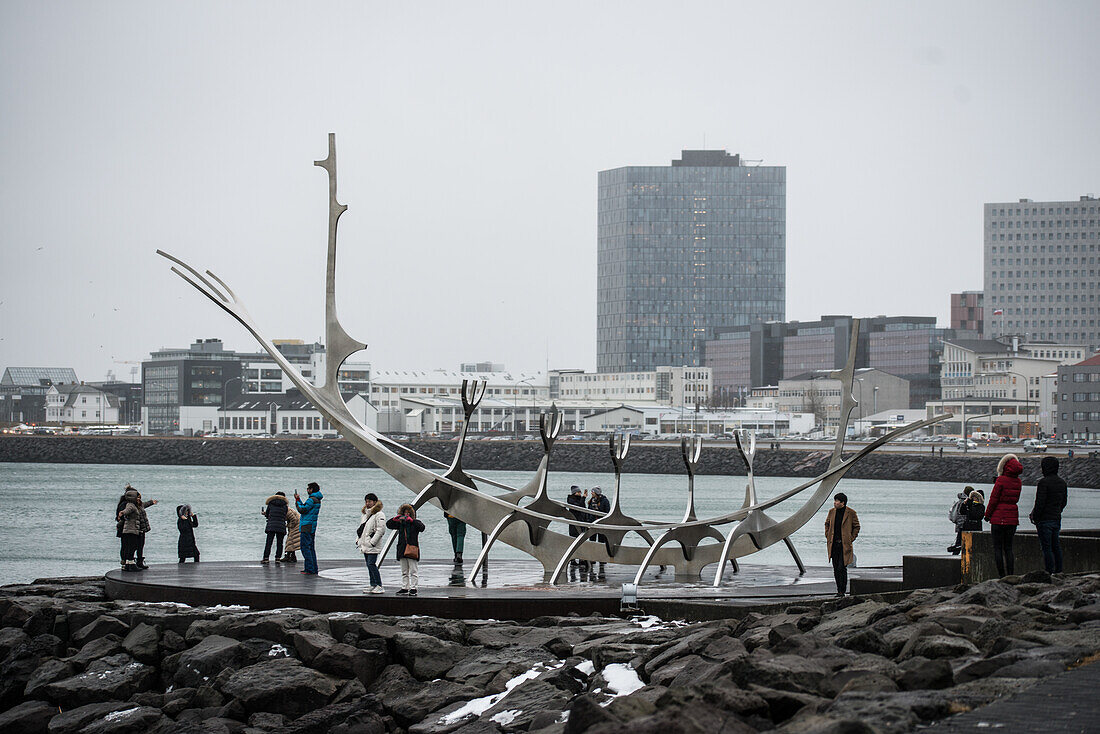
(566, 485), (612, 577)
(944, 454), (1069, 576)
(114, 452), (1071, 594)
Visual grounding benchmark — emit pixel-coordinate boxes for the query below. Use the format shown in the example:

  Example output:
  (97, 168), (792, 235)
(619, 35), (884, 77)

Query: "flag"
(992, 309), (1003, 315)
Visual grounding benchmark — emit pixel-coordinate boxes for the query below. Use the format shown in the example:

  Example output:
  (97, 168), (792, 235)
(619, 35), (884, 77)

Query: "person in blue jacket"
(294, 482), (323, 575)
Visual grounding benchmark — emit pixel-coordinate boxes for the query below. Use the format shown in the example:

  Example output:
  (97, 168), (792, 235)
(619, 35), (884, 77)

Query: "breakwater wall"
(3, 435), (1099, 488)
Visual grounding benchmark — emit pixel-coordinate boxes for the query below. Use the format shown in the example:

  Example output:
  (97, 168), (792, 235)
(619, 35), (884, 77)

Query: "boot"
(137, 558), (149, 570)
(284, 552), (297, 563)
(123, 561), (139, 573)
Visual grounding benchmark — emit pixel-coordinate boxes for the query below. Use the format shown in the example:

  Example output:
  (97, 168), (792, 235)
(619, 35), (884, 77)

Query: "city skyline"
(2, 2), (1099, 381)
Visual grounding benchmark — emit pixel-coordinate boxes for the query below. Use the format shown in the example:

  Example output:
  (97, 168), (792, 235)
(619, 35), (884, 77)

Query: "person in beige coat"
(824, 492), (860, 596)
(283, 504), (301, 563)
(356, 493), (387, 593)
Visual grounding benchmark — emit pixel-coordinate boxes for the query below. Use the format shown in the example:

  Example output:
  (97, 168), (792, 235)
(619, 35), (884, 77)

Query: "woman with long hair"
(356, 493), (386, 594)
(985, 454), (1023, 576)
(386, 503), (425, 596)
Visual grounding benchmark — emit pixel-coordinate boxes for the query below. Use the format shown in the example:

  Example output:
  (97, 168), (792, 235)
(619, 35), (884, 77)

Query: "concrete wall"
(2, 435), (1099, 488)
(961, 529), (1100, 582)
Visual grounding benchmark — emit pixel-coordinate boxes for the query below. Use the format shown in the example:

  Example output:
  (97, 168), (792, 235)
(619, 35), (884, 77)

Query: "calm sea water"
(1, 462), (1098, 585)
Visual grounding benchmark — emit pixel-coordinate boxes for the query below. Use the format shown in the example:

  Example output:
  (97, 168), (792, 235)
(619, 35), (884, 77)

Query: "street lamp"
(872, 386), (878, 417)
(856, 378), (865, 438)
(221, 376), (243, 436)
(513, 378), (534, 439)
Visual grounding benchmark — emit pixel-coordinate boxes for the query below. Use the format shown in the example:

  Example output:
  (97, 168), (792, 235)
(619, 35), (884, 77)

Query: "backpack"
(948, 498), (964, 524)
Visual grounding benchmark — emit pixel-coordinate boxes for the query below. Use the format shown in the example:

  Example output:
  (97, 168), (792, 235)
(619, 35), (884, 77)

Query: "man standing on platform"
(1030, 456), (1068, 574)
(824, 492), (860, 596)
(295, 482), (323, 575)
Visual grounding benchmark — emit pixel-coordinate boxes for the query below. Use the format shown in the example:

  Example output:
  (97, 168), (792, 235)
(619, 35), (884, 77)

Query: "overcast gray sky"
(2, 1), (1098, 382)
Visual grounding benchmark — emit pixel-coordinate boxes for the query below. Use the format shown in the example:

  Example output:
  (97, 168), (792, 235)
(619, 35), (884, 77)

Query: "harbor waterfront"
(1, 462), (1098, 586)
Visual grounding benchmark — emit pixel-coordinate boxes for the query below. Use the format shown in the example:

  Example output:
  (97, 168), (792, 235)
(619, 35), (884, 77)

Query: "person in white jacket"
(356, 493), (387, 593)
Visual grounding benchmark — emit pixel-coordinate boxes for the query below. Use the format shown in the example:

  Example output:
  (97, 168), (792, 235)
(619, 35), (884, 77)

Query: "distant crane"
(113, 360), (140, 384)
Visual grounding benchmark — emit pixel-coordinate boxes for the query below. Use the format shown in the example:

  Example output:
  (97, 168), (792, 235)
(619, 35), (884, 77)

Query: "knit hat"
(570, 485), (581, 493)
(591, 486), (603, 496)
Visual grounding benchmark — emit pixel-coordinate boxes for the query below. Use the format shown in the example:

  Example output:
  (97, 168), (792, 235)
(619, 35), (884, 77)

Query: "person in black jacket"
(1030, 456), (1068, 573)
(261, 492), (289, 564)
(176, 505), (200, 562)
(387, 504), (426, 596)
(587, 487), (611, 578)
(962, 489), (985, 533)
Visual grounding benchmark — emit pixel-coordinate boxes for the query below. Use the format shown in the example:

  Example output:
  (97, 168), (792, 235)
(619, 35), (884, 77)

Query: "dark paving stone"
(928, 660), (1100, 733)
(104, 560), (903, 620)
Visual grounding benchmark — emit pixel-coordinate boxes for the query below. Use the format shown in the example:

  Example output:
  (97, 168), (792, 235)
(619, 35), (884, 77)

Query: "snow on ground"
(601, 663), (645, 697)
(439, 661), (564, 725)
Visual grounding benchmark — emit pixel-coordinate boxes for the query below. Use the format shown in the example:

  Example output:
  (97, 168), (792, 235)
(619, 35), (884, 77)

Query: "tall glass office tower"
(597, 150), (786, 372)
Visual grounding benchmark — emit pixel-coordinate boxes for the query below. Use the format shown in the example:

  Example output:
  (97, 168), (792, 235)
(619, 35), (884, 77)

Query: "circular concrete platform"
(104, 559), (903, 619)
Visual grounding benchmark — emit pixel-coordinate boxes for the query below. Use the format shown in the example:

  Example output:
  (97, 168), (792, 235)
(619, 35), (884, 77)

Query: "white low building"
(582, 405), (814, 437)
(550, 366), (711, 408)
(45, 384), (121, 424)
(219, 391), (377, 437)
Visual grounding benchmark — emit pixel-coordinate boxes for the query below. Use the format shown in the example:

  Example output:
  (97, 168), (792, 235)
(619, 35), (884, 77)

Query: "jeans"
(1035, 520), (1063, 573)
(136, 532), (146, 561)
(400, 557), (419, 590)
(364, 553), (382, 587)
(831, 541), (847, 594)
(263, 532), (285, 561)
(990, 524), (1016, 576)
(300, 530), (317, 574)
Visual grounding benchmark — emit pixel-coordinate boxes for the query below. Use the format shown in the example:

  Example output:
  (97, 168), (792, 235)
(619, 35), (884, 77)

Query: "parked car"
(956, 439), (978, 450)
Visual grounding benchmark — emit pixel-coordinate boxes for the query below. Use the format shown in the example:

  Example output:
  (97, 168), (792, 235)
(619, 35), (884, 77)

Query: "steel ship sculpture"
(159, 135), (949, 587)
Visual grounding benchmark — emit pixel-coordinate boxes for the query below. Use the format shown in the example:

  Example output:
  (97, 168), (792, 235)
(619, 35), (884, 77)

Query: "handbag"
(402, 525), (420, 560)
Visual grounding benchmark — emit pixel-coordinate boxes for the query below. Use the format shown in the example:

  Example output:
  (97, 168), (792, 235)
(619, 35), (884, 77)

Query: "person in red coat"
(985, 454), (1023, 576)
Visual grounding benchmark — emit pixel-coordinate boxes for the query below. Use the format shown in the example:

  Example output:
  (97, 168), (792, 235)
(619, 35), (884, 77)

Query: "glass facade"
(705, 315), (947, 409)
(597, 150), (785, 373)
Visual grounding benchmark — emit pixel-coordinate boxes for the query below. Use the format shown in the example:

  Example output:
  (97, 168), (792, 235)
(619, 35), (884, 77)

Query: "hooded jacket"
(985, 455), (1023, 526)
(386, 513), (425, 560)
(356, 504), (387, 554)
(1031, 456), (1068, 524)
(296, 490), (323, 531)
(284, 505), (301, 552)
(263, 495), (289, 534)
(119, 490), (154, 535)
(177, 506), (199, 558)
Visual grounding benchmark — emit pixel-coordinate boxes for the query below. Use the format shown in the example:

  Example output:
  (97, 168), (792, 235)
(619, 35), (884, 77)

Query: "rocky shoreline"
(1, 574), (1099, 733)
(3, 435), (1099, 488)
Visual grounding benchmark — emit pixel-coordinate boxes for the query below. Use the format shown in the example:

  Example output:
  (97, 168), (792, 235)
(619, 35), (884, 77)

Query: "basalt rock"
(220, 658), (338, 717)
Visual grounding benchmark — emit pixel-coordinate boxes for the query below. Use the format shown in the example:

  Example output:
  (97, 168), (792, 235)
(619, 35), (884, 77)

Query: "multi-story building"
(0, 367), (79, 424)
(951, 291), (984, 333)
(984, 196), (1100, 349)
(776, 368), (909, 435)
(1055, 353), (1100, 441)
(142, 339), (242, 435)
(938, 336), (1089, 437)
(141, 338), (371, 435)
(549, 366), (711, 408)
(597, 149), (785, 373)
(705, 315), (947, 409)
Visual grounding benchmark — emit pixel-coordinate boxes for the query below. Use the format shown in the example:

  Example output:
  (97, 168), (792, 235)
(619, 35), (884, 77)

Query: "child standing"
(386, 504), (425, 596)
(177, 504), (200, 562)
